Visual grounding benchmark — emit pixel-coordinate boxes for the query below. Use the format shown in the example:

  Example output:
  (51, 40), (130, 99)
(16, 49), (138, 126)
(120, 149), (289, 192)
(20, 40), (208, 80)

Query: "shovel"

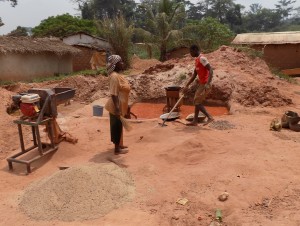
(160, 95), (185, 127)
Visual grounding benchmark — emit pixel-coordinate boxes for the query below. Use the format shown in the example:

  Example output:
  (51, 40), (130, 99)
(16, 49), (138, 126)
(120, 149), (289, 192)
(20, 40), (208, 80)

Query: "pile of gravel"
(209, 120), (235, 130)
(19, 163), (135, 221)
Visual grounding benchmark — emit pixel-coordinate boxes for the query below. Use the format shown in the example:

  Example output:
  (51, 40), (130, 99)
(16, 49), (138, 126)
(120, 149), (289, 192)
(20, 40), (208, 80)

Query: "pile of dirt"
(209, 120), (236, 130)
(128, 46), (294, 108)
(131, 55), (160, 71)
(19, 163), (135, 221)
(0, 88), (20, 159)
(143, 63), (174, 75)
(55, 75), (109, 102)
(3, 75), (110, 104)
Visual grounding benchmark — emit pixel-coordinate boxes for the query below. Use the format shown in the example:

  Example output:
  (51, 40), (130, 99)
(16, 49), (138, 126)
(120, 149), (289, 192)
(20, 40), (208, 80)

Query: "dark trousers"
(109, 113), (122, 145)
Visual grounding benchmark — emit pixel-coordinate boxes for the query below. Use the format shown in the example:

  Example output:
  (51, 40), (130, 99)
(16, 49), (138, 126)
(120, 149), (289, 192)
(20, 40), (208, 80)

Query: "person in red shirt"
(183, 45), (214, 126)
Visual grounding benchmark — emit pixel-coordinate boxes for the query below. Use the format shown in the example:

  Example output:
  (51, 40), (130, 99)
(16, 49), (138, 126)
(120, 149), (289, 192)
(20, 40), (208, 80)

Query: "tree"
(275, 0), (296, 20)
(134, 0), (160, 29)
(74, 0), (136, 20)
(0, 0), (17, 6)
(0, 0), (17, 27)
(186, 1), (208, 20)
(226, 3), (244, 32)
(99, 15), (134, 68)
(145, 0), (186, 61)
(7, 26), (28, 36)
(206, 0), (235, 23)
(32, 14), (98, 38)
(182, 17), (234, 51)
(243, 4), (282, 32)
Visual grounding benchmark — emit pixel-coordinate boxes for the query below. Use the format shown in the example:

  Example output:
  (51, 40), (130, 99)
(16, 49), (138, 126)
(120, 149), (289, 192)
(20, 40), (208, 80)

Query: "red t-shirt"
(195, 54), (209, 84)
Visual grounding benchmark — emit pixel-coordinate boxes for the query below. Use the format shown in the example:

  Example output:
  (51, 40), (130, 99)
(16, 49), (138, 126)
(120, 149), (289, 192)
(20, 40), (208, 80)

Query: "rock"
(218, 192), (229, 202)
(220, 45), (228, 51)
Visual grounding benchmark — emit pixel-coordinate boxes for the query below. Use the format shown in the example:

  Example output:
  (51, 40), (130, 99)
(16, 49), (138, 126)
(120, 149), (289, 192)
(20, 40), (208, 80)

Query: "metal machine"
(7, 87), (75, 174)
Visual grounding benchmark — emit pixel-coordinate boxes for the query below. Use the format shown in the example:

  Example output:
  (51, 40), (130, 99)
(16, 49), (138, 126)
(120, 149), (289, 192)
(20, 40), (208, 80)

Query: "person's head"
(190, 45), (200, 57)
(107, 55), (124, 74)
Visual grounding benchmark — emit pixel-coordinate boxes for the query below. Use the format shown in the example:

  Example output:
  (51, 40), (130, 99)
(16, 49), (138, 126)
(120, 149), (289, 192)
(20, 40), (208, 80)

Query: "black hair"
(190, 44), (200, 52)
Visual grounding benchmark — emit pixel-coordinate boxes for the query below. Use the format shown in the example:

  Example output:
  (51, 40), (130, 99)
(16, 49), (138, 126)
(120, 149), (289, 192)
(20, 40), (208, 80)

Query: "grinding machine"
(7, 87), (76, 174)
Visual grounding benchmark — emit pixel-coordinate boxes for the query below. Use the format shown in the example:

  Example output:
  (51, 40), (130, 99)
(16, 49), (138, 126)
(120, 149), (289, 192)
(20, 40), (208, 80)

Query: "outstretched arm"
(183, 69), (197, 93)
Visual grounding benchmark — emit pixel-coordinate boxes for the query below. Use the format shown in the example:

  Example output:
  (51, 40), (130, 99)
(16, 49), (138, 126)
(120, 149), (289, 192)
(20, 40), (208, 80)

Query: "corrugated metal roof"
(232, 31), (300, 45)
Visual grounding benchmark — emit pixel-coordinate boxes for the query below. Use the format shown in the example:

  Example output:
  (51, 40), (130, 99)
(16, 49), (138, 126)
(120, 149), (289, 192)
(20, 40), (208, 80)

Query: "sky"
(0, 0), (299, 35)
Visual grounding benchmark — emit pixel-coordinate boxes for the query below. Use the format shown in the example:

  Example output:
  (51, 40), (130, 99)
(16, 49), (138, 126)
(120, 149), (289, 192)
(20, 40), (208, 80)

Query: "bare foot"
(186, 121), (198, 126)
(120, 145), (128, 149)
(203, 118), (214, 126)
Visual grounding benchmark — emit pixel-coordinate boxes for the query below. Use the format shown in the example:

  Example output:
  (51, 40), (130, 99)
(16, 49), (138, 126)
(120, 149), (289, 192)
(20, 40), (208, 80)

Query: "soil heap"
(0, 88), (18, 159)
(19, 163), (135, 221)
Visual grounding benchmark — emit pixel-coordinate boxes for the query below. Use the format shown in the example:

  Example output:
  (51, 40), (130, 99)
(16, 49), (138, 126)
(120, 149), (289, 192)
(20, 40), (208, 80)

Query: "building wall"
(72, 46), (106, 71)
(0, 53), (73, 81)
(63, 33), (111, 50)
(253, 44), (300, 70)
(73, 46), (94, 71)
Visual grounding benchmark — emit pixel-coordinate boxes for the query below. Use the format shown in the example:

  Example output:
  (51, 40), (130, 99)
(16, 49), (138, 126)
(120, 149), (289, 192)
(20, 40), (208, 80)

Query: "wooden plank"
(282, 68), (300, 76)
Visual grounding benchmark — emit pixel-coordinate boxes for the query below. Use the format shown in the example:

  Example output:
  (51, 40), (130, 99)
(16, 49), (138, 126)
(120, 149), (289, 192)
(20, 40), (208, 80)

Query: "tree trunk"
(160, 42), (167, 62)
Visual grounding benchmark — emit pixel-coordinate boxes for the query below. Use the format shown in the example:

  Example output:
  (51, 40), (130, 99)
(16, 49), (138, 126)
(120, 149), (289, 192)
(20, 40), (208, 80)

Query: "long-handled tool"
(160, 94), (185, 127)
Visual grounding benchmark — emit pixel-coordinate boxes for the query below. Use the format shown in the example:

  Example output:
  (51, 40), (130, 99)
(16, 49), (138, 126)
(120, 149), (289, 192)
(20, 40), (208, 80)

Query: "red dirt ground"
(131, 103), (229, 119)
(0, 46), (300, 226)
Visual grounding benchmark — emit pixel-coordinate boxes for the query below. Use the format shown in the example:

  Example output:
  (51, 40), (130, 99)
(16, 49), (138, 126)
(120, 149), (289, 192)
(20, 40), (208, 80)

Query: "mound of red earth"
(0, 88), (21, 159)
(129, 46), (293, 109)
(143, 63), (174, 75)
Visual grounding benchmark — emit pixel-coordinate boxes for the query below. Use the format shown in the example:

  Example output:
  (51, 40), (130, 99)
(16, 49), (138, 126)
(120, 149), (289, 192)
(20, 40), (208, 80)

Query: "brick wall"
(73, 46), (95, 72)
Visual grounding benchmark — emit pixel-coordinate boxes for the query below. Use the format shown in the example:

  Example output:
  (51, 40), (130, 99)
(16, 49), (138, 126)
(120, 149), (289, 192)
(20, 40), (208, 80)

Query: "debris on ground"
(19, 163), (135, 221)
(216, 209), (223, 222)
(176, 198), (189, 205)
(209, 120), (235, 130)
(218, 192), (229, 202)
(270, 118), (282, 131)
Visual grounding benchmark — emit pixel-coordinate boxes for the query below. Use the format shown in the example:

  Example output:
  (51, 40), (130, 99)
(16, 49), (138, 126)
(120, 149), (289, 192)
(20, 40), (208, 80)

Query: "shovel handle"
(161, 95), (185, 127)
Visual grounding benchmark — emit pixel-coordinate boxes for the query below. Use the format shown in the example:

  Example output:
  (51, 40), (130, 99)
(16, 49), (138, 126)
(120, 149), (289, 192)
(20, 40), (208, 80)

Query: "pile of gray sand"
(19, 163), (135, 221)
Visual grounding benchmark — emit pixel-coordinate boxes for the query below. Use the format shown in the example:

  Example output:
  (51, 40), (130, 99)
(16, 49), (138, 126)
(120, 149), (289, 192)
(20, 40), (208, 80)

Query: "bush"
(181, 17), (234, 52)
(99, 15), (134, 68)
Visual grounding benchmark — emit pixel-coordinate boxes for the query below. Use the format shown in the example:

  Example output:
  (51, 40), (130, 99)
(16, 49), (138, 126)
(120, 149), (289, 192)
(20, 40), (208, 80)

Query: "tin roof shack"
(0, 37), (80, 81)
(63, 32), (112, 71)
(232, 31), (300, 75)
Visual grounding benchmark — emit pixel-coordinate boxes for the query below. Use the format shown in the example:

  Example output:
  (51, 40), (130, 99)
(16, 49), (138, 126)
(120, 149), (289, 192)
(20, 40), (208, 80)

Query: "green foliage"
(32, 14), (98, 38)
(31, 68), (107, 83)
(130, 43), (160, 59)
(178, 73), (187, 82)
(144, 0), (186, 61)
(233, 46), (263, 59)
(75, 0), (136, 20)
(132, 28), (153, 43)
(0, 80), (16, 86)
(7, 26), (28, 37)
(275, 0), (296, 20)
(0, 0), (17, 27)
(182, 17), (234, 52)
(243, 4), (282, 32)
(270, 67), (297, 83)
(99, 15), (134, 68)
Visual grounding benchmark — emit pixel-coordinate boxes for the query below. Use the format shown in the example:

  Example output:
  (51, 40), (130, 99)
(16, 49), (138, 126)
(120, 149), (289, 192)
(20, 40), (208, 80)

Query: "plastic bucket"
(93, 105), (104, 117)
